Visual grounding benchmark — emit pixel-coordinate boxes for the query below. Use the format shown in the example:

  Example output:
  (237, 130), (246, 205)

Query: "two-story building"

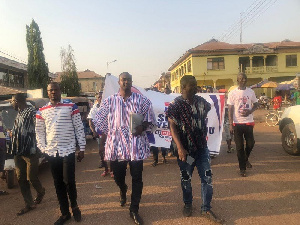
(54, 69), (105, 96)
(169, 39), (300, 93)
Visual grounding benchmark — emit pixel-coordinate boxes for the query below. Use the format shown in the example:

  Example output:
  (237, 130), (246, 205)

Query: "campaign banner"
(102, 74), (225, 155)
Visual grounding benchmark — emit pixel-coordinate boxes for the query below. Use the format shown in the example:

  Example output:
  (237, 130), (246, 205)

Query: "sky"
(0, 0), (300, 88)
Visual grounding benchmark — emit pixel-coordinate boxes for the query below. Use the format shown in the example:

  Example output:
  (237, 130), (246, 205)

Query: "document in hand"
(130, 113), (144, 134)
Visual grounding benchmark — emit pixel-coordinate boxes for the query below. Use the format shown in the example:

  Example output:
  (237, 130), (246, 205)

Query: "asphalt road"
(1, 111), (300, 225)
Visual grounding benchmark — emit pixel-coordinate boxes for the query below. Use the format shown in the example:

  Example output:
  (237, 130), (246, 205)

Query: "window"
(207, 57), (225, 70)
(187, 60), (191, 72)
(286, 55), (297, 67)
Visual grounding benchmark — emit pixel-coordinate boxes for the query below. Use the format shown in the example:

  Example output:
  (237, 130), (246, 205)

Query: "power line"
(0, 49), (27, 64)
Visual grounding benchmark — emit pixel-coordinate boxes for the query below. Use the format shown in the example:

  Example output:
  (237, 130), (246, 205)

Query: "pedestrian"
(0, 115), (9, 195)
(224, 93), (234, 153)
(228, 72), (259, 177)
(87, 92), (113, 177)
(151, 146), (167, 166)
(272, 91), (282, 110)
(36, 82), (86, 225)
(166, 75), (223, 223)
(10, 93), (45, 215)
(292, 88), (300, 105)
(94, 72), (156, 225)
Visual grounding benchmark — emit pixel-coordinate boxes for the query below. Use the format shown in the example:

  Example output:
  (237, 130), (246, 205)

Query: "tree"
(60, 45), (80, 96)
(26, 19), (49, 96)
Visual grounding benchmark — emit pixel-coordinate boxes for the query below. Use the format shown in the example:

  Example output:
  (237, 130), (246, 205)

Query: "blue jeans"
(177, 147), (213, 212)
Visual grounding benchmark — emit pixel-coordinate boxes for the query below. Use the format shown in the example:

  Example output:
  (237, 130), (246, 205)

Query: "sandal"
(0, 190), (9, 195)
(17, 205), (36, 216)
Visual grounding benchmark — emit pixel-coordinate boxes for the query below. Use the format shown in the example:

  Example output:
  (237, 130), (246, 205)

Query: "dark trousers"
(111, 160), (143, 213)
(47, 152), (78, 216)
(14, 154), (45, 207)
(234, 124), (255, 170)
(151, 146), (167, 163)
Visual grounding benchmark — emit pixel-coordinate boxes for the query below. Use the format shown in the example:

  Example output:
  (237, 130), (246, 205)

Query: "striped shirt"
(11, 107), (37, 156)
(94, 92), (156, 161)
(0, 116), (5, 151)
(36, 99), (86, 157)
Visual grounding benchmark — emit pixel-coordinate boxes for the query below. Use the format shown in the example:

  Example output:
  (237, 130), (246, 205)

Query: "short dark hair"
(180, 75), (196, 88)
(13, 93), (26, 103)
(47, 82), (60, 89)
(119, 72), (132, 79)
(238, 72), (247, 78)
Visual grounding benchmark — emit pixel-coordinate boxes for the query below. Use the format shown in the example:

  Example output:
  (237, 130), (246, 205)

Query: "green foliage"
(60, 45), (80, 96)
(26, 19), (49, 97)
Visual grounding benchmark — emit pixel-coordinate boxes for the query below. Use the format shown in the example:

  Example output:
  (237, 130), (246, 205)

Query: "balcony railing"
(245, 66), (278, 74)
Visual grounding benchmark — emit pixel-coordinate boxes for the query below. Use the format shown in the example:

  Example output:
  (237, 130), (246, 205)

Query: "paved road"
(1, 113), (300, 225)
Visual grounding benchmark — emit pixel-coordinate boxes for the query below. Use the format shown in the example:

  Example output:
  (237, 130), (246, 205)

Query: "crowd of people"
(2, 71), (296, 225)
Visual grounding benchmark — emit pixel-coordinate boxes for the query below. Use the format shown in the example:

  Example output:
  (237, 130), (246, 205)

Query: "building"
(169, 39), (300, 93)
(54, 69), (105, 96)
(152, 72), (171, 92)
(0, 56), (28, 89)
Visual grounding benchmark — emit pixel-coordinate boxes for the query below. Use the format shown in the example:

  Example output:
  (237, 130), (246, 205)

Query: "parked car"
(279, 105), (300, 155)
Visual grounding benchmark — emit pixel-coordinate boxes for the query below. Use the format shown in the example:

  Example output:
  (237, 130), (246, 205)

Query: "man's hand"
(92, 131), (98, 139)
(178, 147), (188, 162)
(133, 125), (144, 136)
(77, 151), (84, 162)
(240, 109), (252, 117)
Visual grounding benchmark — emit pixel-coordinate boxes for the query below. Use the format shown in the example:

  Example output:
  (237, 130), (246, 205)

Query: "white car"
(279, 105), (300, 155)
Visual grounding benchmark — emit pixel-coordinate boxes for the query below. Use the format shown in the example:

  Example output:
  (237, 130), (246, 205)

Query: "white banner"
(102, 74), (225, 155)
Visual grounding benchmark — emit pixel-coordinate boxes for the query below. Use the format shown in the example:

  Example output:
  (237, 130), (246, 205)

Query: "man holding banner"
(94, 72), (156, 225)
(166, 75), (223, 223)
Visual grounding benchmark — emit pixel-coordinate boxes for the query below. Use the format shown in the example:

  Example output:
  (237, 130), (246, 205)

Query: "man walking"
(10, 93), (45, 215)
(228, 72), (259, 177)
(94, 72), (156, 225)
(36, 82), (86, 225)
(166, 75), (223, 223)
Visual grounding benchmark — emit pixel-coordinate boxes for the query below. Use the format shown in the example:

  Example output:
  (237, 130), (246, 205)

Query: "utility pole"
(240, 12), (243, 44)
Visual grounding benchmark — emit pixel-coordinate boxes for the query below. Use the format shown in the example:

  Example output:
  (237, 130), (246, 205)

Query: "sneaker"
(240, 169), (246, 177)
(101, 171), (109, 177)
(246, 161), (252, 169)
(110, 171), (114, 178)
(183, 203), (192, 217)
(201, 210), (224, 224)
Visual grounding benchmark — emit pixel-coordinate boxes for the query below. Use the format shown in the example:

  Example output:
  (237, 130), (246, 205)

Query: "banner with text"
(102, 74), (225, 155)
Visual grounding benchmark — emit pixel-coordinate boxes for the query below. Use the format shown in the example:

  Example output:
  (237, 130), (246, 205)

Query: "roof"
(169, 39), (300, 71)
(0, 56), (27, 72)
(0, 85), (27, 96)
(53, 69), (103, 82)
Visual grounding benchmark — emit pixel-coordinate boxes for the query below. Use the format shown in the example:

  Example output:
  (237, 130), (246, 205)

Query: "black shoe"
(246, 161), (252, 168)
(240, 169), (246, 177)
(201, 210), (224, 224)
(72, 206), (82, 222)
(151, 161), (157, 167)
(54, 213), (71, 225)
(34, 188), (45, 204)
(183, 203), (192, 217)
(98, 162), (104, 168)
(162, 158), (167, 164)
(120, 185), (128, 207)
(129, 211), (144, 225)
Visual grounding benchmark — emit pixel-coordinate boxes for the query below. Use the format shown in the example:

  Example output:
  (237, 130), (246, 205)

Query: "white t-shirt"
(227, 87), (258, 124)
(87, 102), (100, 120)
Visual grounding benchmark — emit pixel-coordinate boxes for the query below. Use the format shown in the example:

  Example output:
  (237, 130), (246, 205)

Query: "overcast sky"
(0, 0), (299, 87)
